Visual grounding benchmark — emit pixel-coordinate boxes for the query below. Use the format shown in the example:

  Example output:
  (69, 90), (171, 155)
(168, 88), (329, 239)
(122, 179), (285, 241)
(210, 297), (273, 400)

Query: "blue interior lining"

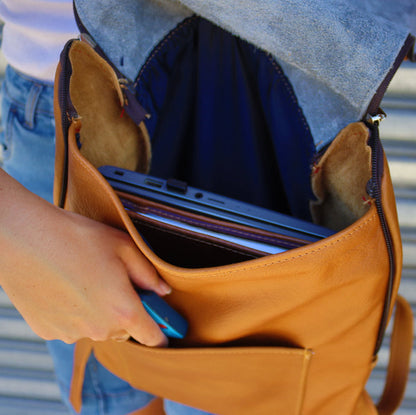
(135, 17), (316, 220)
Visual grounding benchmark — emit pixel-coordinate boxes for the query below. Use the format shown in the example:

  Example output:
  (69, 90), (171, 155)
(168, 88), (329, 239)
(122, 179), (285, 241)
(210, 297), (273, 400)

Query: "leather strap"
(377, 295), (414, 415)
(69, 338), (94, 413)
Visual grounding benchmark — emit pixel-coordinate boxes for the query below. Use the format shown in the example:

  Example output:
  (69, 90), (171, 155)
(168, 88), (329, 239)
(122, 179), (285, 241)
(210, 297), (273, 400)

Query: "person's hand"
(0, 170), (170, 346)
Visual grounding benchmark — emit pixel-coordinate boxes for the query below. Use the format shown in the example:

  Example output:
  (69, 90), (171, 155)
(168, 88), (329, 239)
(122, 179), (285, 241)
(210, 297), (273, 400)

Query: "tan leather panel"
(310, 122), (372, 231)
(95, 343), (312, 415)
(68, 41), (151, 173)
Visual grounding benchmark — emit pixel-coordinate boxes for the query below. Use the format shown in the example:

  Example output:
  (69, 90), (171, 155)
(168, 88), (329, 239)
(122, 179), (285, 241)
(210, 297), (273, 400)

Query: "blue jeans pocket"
(0, 68), (55, 202)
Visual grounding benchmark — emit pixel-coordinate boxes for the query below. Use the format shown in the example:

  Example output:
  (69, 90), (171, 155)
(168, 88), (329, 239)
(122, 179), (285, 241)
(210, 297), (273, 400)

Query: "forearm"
(0, 168), (60, 283)
(0, 168), (170, 346)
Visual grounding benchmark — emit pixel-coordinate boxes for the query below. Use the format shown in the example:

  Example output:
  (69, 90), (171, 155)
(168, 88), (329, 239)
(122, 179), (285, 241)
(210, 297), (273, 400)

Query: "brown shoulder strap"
(377, 295), (413, 415)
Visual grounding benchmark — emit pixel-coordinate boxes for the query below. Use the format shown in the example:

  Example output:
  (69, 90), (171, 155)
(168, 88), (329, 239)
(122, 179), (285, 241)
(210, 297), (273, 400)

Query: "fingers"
(121, 243), (172, 297)
(81, 230), (169, 346)
(117, 237), (171, 346)
(121, 299), (169, 347)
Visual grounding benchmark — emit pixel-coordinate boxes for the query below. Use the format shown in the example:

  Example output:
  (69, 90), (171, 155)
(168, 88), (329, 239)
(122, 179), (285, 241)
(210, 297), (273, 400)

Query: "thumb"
(123, 294), (169, 347)
(121, 245), (172, 297)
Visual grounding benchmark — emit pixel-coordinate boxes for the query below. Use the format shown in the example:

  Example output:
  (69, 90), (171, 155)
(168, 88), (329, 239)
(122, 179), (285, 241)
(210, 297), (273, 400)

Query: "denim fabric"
(47, 341), (156, 415)
(163, 401), (213, 415)
(0, 65), (55, 202)
(74, 0), (415, 148)
(75, 0), (192, 82)
(0, 65), (211, 415)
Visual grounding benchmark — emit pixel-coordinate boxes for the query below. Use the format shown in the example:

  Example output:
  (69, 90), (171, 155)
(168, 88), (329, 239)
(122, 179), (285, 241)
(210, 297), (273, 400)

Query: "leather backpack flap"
(53, 40), (151, 228)
(310, 122), (373, 231)
(68, 40), (151, 173)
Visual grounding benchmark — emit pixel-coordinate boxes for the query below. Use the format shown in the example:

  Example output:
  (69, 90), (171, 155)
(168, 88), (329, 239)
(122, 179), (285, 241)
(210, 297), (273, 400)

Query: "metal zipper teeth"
(361, 37), (414, 351)
(366, 34), (415, 116)
(367, 123), (396, 354)
(58, 39), (78, 208)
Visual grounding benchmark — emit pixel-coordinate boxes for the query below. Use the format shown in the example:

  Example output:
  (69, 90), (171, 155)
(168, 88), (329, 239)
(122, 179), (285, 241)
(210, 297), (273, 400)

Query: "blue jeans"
(0, 65), (212, 415)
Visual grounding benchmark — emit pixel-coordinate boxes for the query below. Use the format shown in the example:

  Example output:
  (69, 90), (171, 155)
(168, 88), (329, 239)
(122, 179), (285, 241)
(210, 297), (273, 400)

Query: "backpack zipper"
(359, 36), (414, 353)
(365, 117), (396, 355)
(57, 39), (78, 208)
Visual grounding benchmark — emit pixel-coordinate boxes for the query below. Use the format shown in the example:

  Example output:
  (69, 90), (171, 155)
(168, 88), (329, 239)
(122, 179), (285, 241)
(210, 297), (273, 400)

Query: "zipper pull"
(119, 79), (150, 125)
(365, 108), (387, 126)
(365, 110), (386, 198)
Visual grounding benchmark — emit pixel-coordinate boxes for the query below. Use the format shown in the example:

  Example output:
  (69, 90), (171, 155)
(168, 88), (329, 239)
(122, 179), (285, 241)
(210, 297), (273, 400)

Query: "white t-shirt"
(0, 0), (78, 82)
